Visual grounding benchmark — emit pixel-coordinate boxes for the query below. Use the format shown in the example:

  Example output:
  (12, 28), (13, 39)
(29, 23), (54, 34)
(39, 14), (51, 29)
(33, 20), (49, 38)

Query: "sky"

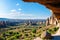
(0, 0), (52, 19)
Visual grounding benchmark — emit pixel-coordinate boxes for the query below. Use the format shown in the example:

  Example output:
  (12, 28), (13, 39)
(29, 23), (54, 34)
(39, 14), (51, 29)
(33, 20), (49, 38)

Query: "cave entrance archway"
(23, 0), (60, 26)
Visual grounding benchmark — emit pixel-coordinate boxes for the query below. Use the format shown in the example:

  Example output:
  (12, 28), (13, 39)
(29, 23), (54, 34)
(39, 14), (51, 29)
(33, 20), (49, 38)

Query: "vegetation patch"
(47, 27), (59, 34)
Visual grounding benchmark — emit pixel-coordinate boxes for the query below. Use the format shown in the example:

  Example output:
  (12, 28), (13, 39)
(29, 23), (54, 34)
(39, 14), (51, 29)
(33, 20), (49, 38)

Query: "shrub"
(16, 35), (20, 39)
(22, 30), (24, 32)
(32, 34), (36, 37)
(8, 36), (16, 40)
(19, 33), (22, 37)
(0, 37), (5, 40)
(3, 32), (10, 37)
(47, 27), (59, 34)
(37, 33), (41, 37)
(32, 29), (36, 33)
(47, 29), (53, 34)
(54, 27), (59, 31)
(24, 33), (28, 37)
(9, 31), (13, 35)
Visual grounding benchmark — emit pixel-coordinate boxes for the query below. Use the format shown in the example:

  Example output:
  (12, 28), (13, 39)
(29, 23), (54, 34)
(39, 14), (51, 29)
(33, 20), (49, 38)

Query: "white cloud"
(5, 9), (35, 19)
(10, 9), (33, 16)
(10, 9), (16, 12)
(18, 8), (22, 11)
(0, 9), (44, 19)
(0, 13), (10, 18)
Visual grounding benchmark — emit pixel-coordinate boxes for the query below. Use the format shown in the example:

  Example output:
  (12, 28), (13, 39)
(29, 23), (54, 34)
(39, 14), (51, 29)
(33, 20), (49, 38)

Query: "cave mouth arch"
(22, 1), (52, 19)
(22, 0), (60, 20)
(22, 0), (60, 26)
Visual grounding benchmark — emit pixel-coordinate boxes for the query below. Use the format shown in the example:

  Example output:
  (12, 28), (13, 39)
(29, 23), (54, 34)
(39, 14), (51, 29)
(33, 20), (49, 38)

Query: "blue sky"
(0, 0), (52, 19)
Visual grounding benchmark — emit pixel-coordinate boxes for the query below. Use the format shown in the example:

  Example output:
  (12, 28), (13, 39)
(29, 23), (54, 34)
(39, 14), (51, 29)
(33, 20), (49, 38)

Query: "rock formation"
(46, 15), (58, 26)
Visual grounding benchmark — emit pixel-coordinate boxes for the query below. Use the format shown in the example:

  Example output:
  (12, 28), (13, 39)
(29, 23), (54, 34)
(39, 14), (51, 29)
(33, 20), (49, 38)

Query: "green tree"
(32, 29), (36, 33)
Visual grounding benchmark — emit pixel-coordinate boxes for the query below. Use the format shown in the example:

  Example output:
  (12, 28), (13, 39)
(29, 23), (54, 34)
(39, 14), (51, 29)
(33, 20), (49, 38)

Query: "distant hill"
(0, 18), (9, 21)
(0, 18), (46, 28)
(0, 18), (46, 22)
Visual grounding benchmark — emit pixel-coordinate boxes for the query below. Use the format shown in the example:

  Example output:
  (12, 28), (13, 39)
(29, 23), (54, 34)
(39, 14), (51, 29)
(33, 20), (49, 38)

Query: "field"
(0, 23), (59, 40)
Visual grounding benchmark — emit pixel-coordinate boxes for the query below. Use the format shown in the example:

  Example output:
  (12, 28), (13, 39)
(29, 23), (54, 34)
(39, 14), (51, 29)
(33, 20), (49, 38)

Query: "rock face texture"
(23, 0), (60, 20)
(46, 15), (58, 26)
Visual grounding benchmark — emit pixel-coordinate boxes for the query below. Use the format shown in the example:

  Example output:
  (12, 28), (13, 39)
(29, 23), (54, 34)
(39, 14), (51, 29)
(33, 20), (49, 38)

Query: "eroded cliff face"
(23, 0), (60, 20)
